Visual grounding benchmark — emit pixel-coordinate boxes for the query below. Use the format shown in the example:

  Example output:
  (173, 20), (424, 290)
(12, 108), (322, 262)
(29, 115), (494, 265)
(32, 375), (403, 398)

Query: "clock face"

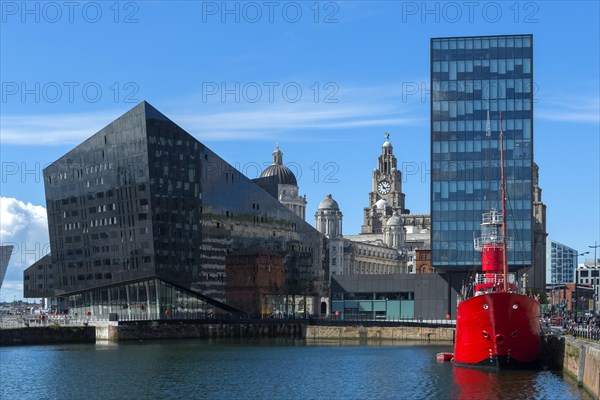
(377, 180), (391, 195)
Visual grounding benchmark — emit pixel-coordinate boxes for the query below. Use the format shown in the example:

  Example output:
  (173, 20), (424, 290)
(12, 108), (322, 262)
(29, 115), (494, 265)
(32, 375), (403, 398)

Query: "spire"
(272, 143), (283, 165)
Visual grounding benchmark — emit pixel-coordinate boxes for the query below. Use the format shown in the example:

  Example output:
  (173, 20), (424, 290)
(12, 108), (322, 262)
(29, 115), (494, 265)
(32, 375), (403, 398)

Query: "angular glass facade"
(24, 102), (328, 317)
(431, 35), (534, 270)
(68, 278), (216, 320)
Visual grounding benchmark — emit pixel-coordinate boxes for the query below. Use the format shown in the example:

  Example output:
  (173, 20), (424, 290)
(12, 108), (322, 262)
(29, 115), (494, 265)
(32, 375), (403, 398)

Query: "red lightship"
(452, 113), (541, 369)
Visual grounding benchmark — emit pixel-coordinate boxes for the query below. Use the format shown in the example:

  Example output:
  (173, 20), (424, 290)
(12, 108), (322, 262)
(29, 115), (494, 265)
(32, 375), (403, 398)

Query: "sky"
(0, 0), (599, 302)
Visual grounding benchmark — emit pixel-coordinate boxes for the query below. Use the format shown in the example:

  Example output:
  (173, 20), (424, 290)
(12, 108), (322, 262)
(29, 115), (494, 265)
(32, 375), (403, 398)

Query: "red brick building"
(225, 246), (285, 315)
(547, 283), (595, 313)
(415, 249), (433, 274)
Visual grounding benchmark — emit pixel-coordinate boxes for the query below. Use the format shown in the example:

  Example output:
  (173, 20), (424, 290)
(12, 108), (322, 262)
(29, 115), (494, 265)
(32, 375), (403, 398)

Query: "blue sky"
(1, 1), (599, 301)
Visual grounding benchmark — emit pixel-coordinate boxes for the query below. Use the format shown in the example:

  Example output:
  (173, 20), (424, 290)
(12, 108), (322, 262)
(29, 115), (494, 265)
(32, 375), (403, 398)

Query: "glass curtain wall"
(431, 35), (534, 270)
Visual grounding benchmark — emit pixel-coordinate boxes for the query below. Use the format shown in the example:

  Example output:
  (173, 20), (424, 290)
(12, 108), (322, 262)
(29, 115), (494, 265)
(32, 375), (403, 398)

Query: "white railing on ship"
(475, 273), (516, 286)
(481, 210), (502, 224)
(473, 236), (514, 250)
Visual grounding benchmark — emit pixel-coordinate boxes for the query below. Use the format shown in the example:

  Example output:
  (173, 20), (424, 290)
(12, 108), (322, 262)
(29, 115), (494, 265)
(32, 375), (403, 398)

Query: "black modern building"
(24, 102), (328, 319)
(431, 35), (534, 274)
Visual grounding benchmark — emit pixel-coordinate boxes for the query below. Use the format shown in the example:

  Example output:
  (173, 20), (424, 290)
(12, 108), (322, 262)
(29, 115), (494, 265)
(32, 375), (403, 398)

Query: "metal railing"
(474, 236), (514, 250)
(1, 313), (458, 329)
(474, 273), (516, 286)
(569, 325), (600, 342)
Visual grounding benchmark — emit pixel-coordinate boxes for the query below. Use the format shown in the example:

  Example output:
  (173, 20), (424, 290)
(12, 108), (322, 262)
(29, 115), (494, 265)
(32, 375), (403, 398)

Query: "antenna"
(499, 112), (508, 291)
(485, 109), (492, 211)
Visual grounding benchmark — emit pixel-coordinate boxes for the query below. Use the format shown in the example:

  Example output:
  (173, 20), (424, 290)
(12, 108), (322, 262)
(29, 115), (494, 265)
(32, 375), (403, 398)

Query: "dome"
(386, 213), (402, 226)
(259, 144), (297, 186)
(375, 199), (389, 209)
(318, 194), (339, 210)
(383, 140), (392, 148)
(260, 164), (297, 185)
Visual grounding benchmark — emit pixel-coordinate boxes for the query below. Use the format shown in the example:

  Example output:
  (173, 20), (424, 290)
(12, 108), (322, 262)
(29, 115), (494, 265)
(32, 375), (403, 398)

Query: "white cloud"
(0, 111), (119, 146)
(0, 84), (427, 145)
(172, 102), (423, 142)
(537, 96), (600, 123)
(0, 197), (49, 301)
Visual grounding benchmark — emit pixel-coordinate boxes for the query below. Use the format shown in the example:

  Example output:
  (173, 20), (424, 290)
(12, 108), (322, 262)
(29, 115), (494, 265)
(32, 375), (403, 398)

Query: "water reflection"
(450, 365), (592, 400)
(0, 340), (591, 400)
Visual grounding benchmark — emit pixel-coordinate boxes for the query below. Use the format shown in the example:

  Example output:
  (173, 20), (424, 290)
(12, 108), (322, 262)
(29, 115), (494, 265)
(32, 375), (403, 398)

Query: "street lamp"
(575, 252), (590, 320)
(590, 242), (600, 315)
(590, 242), (599, 268)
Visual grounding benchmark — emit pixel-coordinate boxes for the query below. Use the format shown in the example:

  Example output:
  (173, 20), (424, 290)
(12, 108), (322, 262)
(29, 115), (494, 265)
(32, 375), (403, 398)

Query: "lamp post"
(575, 252), (590, 320)
(590, 242), (599, 268)
(590, 242), (600, 315)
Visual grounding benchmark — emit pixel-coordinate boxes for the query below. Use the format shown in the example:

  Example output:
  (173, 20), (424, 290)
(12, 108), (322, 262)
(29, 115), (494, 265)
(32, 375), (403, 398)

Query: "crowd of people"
(542, 313), (600, 341)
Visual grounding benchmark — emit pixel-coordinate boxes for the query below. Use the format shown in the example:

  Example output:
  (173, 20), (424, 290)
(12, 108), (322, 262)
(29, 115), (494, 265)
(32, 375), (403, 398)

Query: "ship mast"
(499, 112), (508, 291)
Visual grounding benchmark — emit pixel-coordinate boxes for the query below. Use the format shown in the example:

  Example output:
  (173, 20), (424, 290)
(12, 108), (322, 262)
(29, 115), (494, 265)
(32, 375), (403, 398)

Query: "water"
(0, 340), (591, 400)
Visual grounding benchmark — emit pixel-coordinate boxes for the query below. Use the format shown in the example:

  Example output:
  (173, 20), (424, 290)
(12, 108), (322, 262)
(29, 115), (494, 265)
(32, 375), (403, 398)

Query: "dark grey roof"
(260, 164), (297, 185)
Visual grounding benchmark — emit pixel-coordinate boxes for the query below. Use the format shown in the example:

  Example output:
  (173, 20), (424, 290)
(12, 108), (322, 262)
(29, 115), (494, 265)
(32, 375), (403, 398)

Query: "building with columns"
(315, 194), (344, 276)
(315, 135), (431, 279)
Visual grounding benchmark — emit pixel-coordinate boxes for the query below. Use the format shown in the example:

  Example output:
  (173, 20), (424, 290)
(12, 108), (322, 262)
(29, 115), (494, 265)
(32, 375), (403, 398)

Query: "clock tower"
(361, 134), (407, 234)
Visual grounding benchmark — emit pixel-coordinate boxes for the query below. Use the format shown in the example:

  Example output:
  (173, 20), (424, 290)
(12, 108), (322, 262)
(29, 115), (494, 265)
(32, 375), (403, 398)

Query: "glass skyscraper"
(431, 35), (534, 271)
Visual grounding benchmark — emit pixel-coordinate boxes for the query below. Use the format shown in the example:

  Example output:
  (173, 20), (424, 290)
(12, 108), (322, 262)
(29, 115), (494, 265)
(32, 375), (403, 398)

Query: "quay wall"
(97, 321), (306, 342)
(0, 326), (95, 346)
(546, 336), (600, 399)
(306, 325), (454, 342)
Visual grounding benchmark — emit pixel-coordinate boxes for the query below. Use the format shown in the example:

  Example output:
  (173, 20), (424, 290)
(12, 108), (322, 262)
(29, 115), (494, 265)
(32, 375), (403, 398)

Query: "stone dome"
(375, 199), (389, 209)
(383, 140), (392, 148)
(386, 213), (402, 226)
(259, 144), (297, 186)
(260, 164), (297, 185)
(318, 194), (339, 210)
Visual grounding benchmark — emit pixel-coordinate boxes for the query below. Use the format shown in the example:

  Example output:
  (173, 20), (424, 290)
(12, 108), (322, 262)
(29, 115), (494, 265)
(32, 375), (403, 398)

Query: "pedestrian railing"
(1, 313), (458, 329)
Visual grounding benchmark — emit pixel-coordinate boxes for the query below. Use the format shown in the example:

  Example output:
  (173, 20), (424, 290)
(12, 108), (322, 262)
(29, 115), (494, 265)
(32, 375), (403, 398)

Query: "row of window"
(433, 78), (532, 96)
(432, 119), (531, 139)
(355, 247), (397, 258)
(433, 200), (531, 213)
(433, 220), (532, 231)
(434, 103), (531, 123)
(578, 278), (600, 285)
(433, 58), (531, 76)
(433, 37), (532, 50)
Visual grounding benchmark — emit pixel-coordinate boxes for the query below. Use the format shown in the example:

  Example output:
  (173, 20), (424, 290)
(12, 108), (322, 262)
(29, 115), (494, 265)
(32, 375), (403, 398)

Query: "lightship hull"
(453, 291), (541, 369)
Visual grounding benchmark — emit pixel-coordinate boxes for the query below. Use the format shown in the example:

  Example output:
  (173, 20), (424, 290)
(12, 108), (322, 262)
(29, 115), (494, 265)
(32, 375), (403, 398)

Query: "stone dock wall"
(306, 325), (454, 342)
(546, 335), (600, 399)
(2, 322), (453, 345)
(96, 321), (306, 341)
(0, 326), (95, 346)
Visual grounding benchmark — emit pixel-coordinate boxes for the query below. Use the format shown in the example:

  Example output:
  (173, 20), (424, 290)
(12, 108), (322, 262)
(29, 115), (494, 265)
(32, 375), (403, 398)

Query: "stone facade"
(314, 136), (431, 278)
(530, 162), (548, 291)
(361, 137), (407, 234)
